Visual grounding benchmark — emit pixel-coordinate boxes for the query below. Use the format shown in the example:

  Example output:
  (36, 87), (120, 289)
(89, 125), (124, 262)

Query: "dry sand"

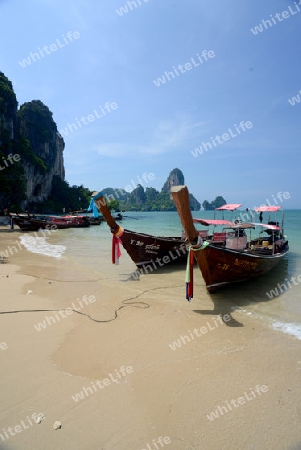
(0, 230), (301, 450)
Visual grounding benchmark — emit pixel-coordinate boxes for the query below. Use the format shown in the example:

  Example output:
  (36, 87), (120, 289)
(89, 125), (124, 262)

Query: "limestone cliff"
(161, 167), (200, 211)
(0, 72), (65, 210)
(18, 100), (65, 205)
(100, 168), (201, 211)
(129, 184), (146, 205)
(161, 168), (185, 193)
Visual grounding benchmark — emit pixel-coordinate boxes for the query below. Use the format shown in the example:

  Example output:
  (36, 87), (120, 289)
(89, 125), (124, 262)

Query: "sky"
(0, 0), (300, 208)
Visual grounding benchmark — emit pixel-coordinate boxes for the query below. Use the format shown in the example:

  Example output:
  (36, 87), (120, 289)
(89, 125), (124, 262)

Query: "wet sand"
(1, 230), (301, 450)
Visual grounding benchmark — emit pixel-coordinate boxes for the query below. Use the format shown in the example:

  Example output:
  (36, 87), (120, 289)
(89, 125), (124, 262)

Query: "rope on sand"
(0, 285), (181, 323)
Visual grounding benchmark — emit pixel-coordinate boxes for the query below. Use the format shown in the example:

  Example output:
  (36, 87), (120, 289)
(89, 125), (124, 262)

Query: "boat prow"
(92, 191), (188, 268)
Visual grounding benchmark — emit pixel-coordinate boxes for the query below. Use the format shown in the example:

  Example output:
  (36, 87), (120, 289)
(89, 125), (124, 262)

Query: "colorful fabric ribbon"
(87, 198), (99, 218)
(111, 226), (124, 265)
(185, 240), (210, 301)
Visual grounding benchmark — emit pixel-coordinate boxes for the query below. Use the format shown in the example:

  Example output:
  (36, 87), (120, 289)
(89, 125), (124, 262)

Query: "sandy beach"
(1, 229), (301, 450)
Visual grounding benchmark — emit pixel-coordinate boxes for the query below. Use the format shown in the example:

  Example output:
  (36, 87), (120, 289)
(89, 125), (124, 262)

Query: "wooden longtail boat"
(59, 215), (90, 228)
(8, 213), (60, 231)
(88, 217), (103, 225)
(171, 185), (289, 294)
(93, 192), (188, 268)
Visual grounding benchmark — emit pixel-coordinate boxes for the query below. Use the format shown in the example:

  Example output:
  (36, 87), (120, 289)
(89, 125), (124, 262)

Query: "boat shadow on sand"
(120, 255), (293, 329)
(120, 259), (188, 282)
(193, 257), (291, 328)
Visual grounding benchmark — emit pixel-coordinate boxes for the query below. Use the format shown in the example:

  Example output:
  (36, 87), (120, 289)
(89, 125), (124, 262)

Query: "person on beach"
(259, 211), (263, 223)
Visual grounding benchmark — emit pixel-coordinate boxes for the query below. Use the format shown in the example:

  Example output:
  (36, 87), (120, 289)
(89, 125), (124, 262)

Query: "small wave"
(271, 321), (301, 340)
(20, 235), (66, 258)
(235, 307), (301, 341)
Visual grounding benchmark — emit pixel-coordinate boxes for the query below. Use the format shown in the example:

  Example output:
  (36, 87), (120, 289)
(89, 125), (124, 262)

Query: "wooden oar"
(93, 195), (119, 230)
(171, 185), (199, 244)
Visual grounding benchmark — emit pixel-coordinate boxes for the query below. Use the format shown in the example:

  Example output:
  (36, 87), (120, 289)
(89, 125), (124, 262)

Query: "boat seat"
(213, 232), (227, 241)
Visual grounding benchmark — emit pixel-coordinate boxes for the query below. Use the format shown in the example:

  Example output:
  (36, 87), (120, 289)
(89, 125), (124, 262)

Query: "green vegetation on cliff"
(202, 196), (227, 210)
(0, 72), (18, 116)
(0, 72), (25, 210)
(0, 72), (64, 211)
(31, 176), (92, 213)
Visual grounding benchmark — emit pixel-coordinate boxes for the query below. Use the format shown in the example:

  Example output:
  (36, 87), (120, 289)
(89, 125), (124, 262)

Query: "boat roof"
(251, 222), (282, 230)
(193, 219), (255, 229)
(254, 206), (281, 212)
(193, 218), (282, 230)
(215, 204), (242, 211)
(193, 219), (233, 226)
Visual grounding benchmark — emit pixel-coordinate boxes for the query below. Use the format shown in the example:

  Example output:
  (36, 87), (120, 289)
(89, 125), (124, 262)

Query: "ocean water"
(18, 210), (301, 340)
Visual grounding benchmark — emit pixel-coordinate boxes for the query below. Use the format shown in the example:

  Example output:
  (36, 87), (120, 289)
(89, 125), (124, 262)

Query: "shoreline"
(1, 231), (301, 449)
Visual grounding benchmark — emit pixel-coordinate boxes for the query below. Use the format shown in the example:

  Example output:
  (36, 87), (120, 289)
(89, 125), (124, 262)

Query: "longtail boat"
(8, 212), (90, 230)
(93, 192), (188, 268)
(59, 215), (90, 228)
(171, 185), (289, 294)
(8, 213), (60, 231)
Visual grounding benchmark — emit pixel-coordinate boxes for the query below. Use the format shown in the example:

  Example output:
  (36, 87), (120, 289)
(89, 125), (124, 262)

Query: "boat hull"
(93, 193), (187, 269)
(195, 243), (289, 293)
(59, 216), (91, 227)
(119, 229), (188, 267)
(11, 217), (51, 231)
(88, 217), (103, 225)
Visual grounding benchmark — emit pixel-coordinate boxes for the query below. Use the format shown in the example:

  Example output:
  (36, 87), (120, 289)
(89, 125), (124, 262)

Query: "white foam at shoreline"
(271, 321), (301, 340)
(235, 307), (301, 341)
(20, 235), (66, 258)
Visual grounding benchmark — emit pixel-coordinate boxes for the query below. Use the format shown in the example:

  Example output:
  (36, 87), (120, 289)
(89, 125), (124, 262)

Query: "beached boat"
(46, 216), (72, 229)
(171, 185), (289, 294)
(88, 217), (103, 225)
(93, 192), (188, 267)
(59, 215), (91, 228)
(8, 213), (57, 231)
(9, 212), (91, 230)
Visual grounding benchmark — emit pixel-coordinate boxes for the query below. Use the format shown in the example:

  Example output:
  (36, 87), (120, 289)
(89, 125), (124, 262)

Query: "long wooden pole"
(93, 195), (118, 230)
(171, 185), (199, 243)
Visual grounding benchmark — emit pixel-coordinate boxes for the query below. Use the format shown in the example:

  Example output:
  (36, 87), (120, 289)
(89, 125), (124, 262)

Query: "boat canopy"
(254, 206), (281, 212)
(193, 218), (255, 229)
(193, 219), (234, 226)
(251, 222), (282, 230)
(215, 204), (242, 211)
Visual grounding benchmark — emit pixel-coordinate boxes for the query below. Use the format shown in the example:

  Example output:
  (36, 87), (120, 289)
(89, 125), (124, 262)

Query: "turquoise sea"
(20, 209), (301, 340)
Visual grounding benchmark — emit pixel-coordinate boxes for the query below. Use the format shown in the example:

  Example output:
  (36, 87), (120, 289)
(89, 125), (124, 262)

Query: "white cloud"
(93, 117), (208, 157)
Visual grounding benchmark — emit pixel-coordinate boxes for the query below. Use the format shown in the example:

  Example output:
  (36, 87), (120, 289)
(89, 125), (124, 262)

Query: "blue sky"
(0, 0), (300, 208)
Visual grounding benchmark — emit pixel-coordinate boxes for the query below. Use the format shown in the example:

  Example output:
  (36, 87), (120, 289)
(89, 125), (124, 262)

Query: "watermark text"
(34, 295), (96, 331)
(71, 366), (133, 403)
(206, 385), (268, 421)
(169, 314), (231, 351)
(18, 31), (80, 68)
(191, 121), (253, 157)
(266, 275), (301, 299)
(116, 0), (150, 17)
(0, 153), (20, 171)
(250, 2), (301, 35)
(58, 102), (118, 138)
(141, 436), (171, 450)
(0, 341), (8, 351)
(153, 51), (215, 87)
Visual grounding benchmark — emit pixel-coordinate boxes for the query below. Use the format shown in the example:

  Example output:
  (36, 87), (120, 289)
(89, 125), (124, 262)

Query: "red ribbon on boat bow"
(185, 248), (195, 301)
(185, 240), (210, 301)
(111, 226), (124, 265)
